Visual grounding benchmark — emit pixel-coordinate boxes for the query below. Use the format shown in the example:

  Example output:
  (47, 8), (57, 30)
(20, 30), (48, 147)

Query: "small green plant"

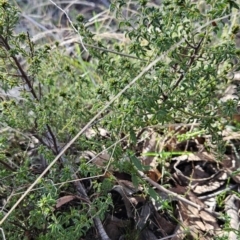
(0, 0), (240, 239)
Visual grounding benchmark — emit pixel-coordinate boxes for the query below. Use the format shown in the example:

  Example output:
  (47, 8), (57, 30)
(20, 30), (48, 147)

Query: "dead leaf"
(56, 195), (77, 208)
(145, 169), (162, 182)
(77, 150), (111, 167)
(104, 214), (130, 240)
(192, 171), (227, 194)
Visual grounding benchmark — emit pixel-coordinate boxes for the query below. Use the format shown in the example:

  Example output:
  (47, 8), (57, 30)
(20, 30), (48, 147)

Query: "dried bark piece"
(224, 194), (240, 240)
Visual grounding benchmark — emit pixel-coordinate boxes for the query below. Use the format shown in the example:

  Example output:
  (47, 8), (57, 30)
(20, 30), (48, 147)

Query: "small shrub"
(0, 0), (240, 239)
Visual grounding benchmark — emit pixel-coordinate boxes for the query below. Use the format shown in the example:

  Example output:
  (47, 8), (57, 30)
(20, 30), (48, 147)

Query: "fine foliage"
(0, 0), (240, 239)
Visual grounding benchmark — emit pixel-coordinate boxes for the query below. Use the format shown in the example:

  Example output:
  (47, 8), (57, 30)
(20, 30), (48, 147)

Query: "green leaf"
(130, 128), (137, 143)
(142, 151), (190, 158)
(228, 0), (240, 9)
(132, 174), (139, 188)
(130, 155), (144, 171)
(148, 187), (159, 201)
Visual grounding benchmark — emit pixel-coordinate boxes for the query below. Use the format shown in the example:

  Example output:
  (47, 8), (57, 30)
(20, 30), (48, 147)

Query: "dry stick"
(82, 42), (147, 62)
(94, 218), (110, 240)
(137, 170), (221, 218)
(48, 0), (87, 52)
(0, 228), (6, 240)
(0, 14), (232, 226)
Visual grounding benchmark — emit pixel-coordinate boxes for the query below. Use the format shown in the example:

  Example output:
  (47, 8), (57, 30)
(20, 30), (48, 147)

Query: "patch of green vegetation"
(0, 0), (240, 239)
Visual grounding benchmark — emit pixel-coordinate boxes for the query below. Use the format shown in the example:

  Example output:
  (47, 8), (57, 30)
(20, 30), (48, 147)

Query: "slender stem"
(0, 36), (39, 101)
(0, 160), (16, 171)
(170, 37), (204, 93)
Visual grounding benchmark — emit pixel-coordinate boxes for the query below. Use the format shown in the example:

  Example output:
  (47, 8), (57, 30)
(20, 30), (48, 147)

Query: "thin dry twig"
(48, 0), (88, 52)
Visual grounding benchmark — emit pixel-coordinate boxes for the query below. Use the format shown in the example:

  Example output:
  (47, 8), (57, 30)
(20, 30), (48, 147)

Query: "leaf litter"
(2, 121), (240, 239)
(31, 123), (234, 239)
